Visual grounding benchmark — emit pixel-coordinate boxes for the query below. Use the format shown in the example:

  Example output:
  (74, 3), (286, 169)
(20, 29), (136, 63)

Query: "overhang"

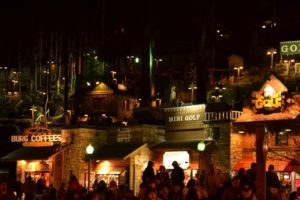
(233, 158), (300, 172)
(86, 143), (147, 160)
(1, 145), (62, 161)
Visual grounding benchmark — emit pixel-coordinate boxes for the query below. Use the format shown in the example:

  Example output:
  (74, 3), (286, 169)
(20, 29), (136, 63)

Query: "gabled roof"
(257, 74), (288, 95)
(85, 143), (148, 160)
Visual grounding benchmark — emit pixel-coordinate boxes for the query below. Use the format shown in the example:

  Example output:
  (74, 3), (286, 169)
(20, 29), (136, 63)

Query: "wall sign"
(164, 105), (205, 131)
(11, 126), (61, 147)
(255, 84), (283, 113)
(280, 40), (300, 55)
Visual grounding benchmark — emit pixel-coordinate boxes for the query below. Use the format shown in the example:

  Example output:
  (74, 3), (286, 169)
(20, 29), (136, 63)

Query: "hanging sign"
(255, 84), (283, 113)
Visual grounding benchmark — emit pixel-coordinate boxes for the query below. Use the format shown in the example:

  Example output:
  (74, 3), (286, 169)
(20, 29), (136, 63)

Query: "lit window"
(276, 131), (288, 145)
(117, 128), (131, 142)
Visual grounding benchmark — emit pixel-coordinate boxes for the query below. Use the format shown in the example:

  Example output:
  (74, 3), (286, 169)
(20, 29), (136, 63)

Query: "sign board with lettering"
(280, 40), (300, 55)
(164, 104), (205, 131)
(11, 126), (61, 147)
(254, 74), (288, 114)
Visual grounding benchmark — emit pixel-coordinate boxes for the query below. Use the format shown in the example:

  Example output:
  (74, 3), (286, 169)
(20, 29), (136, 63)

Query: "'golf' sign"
(280, 40), (300, 55)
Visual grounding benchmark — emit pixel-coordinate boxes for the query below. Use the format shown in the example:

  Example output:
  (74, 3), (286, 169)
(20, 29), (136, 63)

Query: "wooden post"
(255, 125), (267, 200)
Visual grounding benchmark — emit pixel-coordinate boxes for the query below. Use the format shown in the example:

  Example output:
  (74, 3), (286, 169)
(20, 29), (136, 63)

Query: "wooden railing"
(205, 111), (242, 121)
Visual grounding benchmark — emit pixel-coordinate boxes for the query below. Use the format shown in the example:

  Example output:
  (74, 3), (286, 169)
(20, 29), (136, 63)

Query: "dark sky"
(0, 0), (300, 69)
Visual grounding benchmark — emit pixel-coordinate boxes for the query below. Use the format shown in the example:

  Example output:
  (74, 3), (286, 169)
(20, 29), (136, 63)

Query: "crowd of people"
(0, 161), (300, 200)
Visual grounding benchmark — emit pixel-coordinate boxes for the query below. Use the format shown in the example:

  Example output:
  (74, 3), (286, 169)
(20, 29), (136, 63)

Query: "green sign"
(280, 40), (300, 55)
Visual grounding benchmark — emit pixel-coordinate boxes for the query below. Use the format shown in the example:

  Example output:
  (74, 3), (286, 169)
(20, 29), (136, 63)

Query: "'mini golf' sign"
(280, 40), (300, 55)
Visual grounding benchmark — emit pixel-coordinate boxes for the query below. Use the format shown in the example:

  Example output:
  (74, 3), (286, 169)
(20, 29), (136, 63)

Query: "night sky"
(0, 0), (300, 69)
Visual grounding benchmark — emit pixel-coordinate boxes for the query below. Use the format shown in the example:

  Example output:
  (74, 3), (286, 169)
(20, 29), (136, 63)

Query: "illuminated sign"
(168, 114), (201, 123)
(164, 105), (205, 131)
(11, 134), (62, 147)
(163, 151), (190, 169)
(255, 84), (283, 112)
(280, 40), (300, 55)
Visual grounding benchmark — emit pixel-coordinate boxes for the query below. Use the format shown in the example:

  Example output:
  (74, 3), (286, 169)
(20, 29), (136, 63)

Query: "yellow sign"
(255, 92), (282, 111)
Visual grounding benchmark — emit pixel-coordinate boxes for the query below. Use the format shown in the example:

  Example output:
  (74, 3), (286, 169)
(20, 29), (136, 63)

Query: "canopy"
(1, 146), (62, 161)
(233, 158), (300, 172)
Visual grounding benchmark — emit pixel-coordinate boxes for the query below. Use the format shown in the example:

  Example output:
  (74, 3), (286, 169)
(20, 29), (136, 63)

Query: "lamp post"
(234, 66), (243, 80)
(284, 59), (295, 78)
(267, 48), (277, 70)
(86, 143), (94, 191)
(30, 105), (37, 126)
(197, 141), (205, 184)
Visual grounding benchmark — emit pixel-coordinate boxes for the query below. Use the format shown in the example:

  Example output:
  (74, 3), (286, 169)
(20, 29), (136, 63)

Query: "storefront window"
(163, 151), (190, 169)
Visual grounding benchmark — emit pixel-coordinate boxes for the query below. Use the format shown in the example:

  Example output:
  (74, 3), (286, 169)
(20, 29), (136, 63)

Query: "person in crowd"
(142, 161), (156, 184)
(12, 180), (22, 200)
(266, 164), (281, 200)
(92, 176), (99, 191)
(204, 164), (225, 200)
(221, 176), (241, 200)
(22, 176), (36, 200)
(157, 186), (169, 200)
(66, 175), (84, 200)
(57, 182), (67, 200)
(168, 184), (184, 200)
(237, 168), (248, 187)
(279, 190), (287, 200)
(289, 191), (297, 200)
(239, 183), (257, 200)
(155, 165), (170, 188)
(137, 183), (147, 200)
(145, 190), (159, 200)
(184, 178), (208, 200)
(0, 180), (17, 200)
(36, 178), (45, 199)
(246, 163), (257, 188)
(296, 186), (300, 199)
(171, 161), (185, 190)
(198, 170), (206, 187)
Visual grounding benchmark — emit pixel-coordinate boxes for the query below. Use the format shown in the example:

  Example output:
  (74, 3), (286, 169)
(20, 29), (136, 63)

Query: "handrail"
(205, 111), (242, 121)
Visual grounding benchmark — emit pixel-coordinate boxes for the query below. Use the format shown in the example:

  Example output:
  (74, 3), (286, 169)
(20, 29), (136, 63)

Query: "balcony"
(205, 110), (242, 121)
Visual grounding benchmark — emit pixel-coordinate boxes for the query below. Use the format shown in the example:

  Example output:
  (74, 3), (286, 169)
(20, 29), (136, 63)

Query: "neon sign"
(255, 85), (283, 112)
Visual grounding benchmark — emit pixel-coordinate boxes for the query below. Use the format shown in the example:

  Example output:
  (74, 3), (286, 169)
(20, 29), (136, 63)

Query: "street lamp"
(30, 105), (37, 126)
(284, 59), (295, 78)
(234, 66), (243, 80)
(86, 143), (94, 191)
(197, 141), (205, 184)
(267, 48), (277, 70)
(154, 58), (163, 71)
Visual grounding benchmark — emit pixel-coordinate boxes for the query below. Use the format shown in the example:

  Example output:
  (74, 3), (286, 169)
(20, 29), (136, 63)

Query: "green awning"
(85, 143), (147, 160)
(1, 146), (62, 161)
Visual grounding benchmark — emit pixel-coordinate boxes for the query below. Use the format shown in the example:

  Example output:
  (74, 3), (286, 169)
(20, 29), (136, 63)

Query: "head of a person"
(186, 179), (197, 190)
(26, 176), (32, 182)
(238, 168), (246, 175)
(159, 165), (166, 172)
(208, 164), (216, 174)
(172, 161), (179, 168)
(268, 164), (275, 171)
(0, 181), (8, 193)
(146, 190), (158, 200)
(241, 184), (253, 198)
(250, 162), (257, 170)
(147, 161), (154, 168)
(231, 176), (240, 188)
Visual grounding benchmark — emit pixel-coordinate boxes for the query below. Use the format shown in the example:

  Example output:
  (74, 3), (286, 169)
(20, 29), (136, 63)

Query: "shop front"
(1, 126), (64, 189)
(84, 143), (150, 195)
(233, 74), (300, 199)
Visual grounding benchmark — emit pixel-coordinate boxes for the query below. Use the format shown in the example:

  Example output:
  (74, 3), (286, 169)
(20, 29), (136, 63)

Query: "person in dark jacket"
(266, 164), (281, 199)
(171, 161), (185, 190)
(142, 161), (156, 184)
(221, 176), (241, 200)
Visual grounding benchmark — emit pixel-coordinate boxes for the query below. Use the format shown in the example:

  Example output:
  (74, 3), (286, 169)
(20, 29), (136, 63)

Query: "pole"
(88, 159), (91, 191)
(270, 53), (274, 70)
